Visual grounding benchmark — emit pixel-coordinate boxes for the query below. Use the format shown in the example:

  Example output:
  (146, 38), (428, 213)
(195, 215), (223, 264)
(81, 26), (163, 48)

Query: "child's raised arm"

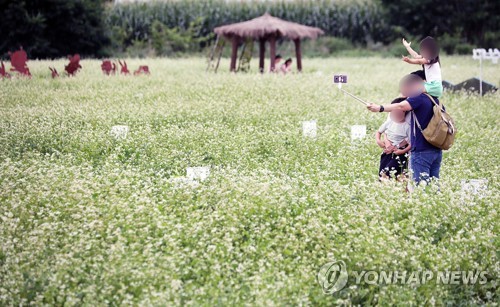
(402, 56), (429, 65)
(402, 38), (422, 59)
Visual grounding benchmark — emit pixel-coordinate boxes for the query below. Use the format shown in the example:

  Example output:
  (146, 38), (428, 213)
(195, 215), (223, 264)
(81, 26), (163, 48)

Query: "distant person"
(270, 54), (282, 72)
(367, 74), (444, 185)
(376, 97), (411, 180)
(402, 36), (443, 98)
(280, 58), (292, 74)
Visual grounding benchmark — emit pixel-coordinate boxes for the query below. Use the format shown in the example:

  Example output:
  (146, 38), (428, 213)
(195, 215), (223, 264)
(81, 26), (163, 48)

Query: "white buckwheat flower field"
(0, 57), (498, 305)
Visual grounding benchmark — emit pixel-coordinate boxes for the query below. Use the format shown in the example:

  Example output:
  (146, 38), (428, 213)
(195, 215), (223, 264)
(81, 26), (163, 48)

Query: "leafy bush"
(0, 0), (109, 58)
(482, 31), (500, 49)
(283, 37), (355, 58)
(387, 40), (409, 57)
(380, 0), (500, 48)
(322, 37), (355, 53)
(260, 37), (378, 59)
(454, 43), (476, 55)
(125, 39), (154, 58)
(440, 34), (463, 55)
(439, 34), (477, 55)
(151, 19), (213, 57)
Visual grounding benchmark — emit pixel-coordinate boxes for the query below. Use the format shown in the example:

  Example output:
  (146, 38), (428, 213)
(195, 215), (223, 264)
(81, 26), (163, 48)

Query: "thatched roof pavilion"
(214, 13), (324, 72)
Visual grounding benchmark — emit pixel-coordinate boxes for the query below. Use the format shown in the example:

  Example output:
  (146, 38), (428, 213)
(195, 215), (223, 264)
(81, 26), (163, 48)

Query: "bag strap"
(412, 94), (434, 135)
(423, 93), (444, 112)
(412, 111), (423, 135)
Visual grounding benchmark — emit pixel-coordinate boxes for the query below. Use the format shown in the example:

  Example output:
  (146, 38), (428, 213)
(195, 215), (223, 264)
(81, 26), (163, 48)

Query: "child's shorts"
(424, 80), (443, 98)
(379, 151), (408, 178)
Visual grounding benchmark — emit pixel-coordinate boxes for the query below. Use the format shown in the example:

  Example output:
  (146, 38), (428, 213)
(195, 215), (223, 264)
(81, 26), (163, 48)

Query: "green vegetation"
(380, 0), (499, 54)
(1, 0), (498, 58)
(0, 57), (498, 305)
(106, 0), (388, 57)
(0, 0), (109, 58)
(106, 0), (499, 57)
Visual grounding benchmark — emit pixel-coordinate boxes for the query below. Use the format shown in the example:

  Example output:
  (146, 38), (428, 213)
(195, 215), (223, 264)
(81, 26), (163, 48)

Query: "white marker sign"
(472, 48), (500, 64)
(351, 125), (366, 140)
(110, 125), (129, 140)
(472, 48), (499, 95)
(302, 120), (317, 138)
(187, 166), (210, 182)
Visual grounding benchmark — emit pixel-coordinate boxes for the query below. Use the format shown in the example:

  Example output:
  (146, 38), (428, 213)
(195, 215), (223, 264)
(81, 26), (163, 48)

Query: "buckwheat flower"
(171, 279), (183, 291)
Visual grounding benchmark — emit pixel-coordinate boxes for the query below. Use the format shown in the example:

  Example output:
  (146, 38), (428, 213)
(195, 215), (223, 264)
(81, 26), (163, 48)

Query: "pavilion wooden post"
(214, 14), (324, 72)
(294, 39), (302, 72)
(269, 35), (277, 71)
(230, 36), (239, 72)
(259, 38), (266, 73)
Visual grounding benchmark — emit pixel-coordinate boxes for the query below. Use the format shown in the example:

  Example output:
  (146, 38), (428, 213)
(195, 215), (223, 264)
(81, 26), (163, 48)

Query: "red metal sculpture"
(9, 47), (31, 76)
(1, 61), (11, 78)
(102, 60), (118, 75)
(118, 60), (129, 74)
(134, 65), (150, 75)
(49, 67), (59, 78)
(101, 60), (113, 75)
(65, 54), (82, 76)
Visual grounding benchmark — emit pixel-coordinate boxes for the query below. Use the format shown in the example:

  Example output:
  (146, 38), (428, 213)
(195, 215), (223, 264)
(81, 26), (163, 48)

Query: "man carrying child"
(367, 74), (444, 185)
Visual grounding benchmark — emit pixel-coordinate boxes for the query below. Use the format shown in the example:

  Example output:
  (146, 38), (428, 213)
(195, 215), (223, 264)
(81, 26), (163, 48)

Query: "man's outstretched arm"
(366, 100), (412, 113)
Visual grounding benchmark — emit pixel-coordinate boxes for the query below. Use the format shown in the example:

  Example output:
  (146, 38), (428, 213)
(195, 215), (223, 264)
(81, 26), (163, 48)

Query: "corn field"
(106, 0), (390, 47)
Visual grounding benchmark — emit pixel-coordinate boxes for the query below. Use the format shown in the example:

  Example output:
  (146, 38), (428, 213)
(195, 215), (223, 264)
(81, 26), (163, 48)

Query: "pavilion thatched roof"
(214, 13), (324, 40)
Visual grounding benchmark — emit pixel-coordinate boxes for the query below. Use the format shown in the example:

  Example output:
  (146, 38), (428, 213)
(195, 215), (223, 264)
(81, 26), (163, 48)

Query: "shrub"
(440, 34), (463, 55)
(380, 0), (499, 48)
(454, 43), (475, 55)
(387, 40), (408, 57)
(0, 0), (109, 58)
(294, 37), (355, 57)
(150, 19), (213, 57)
(125, 39), (154, 58)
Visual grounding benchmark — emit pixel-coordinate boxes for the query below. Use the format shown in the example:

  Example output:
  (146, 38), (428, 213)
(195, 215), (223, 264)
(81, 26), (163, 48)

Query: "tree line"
(0, 0), (498, 59)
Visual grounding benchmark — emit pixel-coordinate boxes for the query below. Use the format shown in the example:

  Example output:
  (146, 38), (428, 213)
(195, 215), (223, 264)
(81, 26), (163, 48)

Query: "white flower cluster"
(0, 58), (498, 305)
